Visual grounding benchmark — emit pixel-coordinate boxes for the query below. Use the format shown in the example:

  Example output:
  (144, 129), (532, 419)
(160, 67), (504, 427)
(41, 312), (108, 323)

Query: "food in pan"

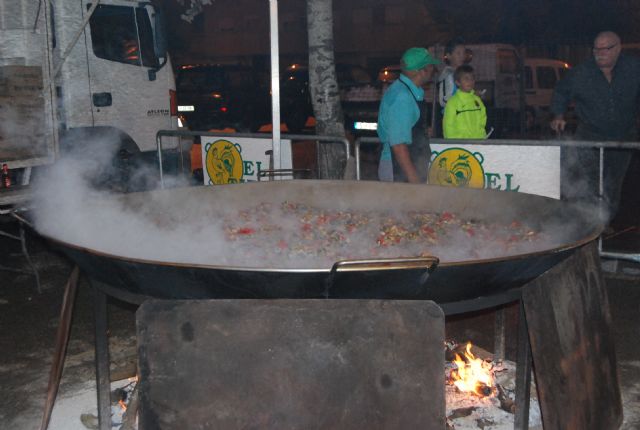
(222, 201), (544, 265)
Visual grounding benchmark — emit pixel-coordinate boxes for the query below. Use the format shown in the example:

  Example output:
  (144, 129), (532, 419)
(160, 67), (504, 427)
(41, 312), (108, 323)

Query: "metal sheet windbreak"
(137, 299), (446, 429)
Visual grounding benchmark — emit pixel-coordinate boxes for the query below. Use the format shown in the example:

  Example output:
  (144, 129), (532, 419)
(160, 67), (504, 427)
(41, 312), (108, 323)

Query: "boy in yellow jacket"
(443, 65), (487, 139)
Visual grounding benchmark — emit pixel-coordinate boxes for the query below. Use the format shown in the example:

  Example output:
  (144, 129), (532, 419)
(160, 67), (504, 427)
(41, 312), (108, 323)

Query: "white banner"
(200, 136), (292, 185)
(429, 144), (560, 199)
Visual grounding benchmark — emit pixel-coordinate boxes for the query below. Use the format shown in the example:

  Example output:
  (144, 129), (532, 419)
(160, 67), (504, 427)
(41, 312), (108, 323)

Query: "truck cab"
(56, 0), (177, 154)
(1, 0), (177, 196)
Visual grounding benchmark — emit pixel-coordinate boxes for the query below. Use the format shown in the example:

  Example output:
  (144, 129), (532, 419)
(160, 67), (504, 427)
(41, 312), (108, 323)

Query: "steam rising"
(33, 132), (206, 263)
(32, 134), (607, 270)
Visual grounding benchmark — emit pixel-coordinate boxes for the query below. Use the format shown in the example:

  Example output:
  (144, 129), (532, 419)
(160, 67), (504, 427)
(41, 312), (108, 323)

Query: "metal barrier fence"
(155, 130), (350, 187)
(354, 136), (640, 265)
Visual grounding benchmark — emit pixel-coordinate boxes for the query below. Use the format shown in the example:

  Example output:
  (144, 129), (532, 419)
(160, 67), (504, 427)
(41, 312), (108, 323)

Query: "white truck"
(523, 58), (571, 130)
(0, 0), (177, 203)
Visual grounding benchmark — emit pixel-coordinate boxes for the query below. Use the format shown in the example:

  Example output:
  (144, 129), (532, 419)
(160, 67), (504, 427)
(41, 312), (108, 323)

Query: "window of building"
(219, 16), (234, 32)
(352, 8), (373, 26)
(384, 6), (404, 24)
(244, 15), (260, 30)
(281, 12), (303, 31)
(192, 12), (205, 34)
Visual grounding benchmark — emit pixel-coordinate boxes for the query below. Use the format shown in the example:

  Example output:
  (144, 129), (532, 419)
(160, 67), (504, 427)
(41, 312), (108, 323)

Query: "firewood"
(447, 406), (477, 420)
(120, 383), (139, 430)
(496, 383), (516, 414)
(445, 341), (495, 362)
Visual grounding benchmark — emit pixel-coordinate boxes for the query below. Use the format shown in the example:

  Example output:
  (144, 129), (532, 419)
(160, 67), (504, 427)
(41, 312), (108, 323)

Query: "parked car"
(176, 62), (385, 135)
(280, 63), (382, 134)
(175, 64), (269, 132)
(523, 58), (571, 129)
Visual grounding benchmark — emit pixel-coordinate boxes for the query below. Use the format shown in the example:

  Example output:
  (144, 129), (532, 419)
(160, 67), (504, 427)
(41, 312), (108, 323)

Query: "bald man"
(550, 31), (640, 218)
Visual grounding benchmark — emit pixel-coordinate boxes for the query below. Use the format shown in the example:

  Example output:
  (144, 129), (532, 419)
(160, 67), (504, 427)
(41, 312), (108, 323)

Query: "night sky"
(426, 0), (640, 45)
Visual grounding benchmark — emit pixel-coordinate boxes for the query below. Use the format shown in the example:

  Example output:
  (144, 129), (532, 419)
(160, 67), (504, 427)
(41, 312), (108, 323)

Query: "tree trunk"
(306, 0), (347, 180)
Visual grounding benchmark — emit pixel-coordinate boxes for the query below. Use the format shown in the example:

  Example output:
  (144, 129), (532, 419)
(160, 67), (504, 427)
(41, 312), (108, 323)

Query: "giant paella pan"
(37, 180), (603, 312)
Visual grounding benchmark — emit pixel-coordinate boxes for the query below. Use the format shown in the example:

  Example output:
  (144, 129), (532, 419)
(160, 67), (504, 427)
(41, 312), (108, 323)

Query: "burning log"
(445, 353), (543, 429)
(120, 382), (139, 430)
(447, 342), (495, 398)
(475, 382), (493, 397)
(446, 340), (494, 362)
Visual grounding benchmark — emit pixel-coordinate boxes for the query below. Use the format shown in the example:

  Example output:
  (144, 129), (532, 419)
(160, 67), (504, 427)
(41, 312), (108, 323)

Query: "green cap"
(401, 47), (440, 71)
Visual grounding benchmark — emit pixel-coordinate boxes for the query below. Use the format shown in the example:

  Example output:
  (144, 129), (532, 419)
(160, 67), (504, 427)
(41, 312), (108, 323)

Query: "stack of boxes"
(0, 65), (46, 160)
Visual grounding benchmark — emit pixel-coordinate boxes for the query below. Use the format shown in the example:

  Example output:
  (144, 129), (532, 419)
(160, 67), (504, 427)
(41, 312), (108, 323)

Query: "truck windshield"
(537, 66), (558, 89)
(89, 4), (159, 68)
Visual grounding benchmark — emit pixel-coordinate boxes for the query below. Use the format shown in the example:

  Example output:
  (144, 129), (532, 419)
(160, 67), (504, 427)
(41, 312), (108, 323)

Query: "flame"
(117, 376), (138, 412)
(450, 342), (494, 397)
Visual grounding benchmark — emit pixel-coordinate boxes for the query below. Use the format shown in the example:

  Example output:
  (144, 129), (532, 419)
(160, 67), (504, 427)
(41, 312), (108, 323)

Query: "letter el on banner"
(428, 144), (560, 199)
(200, 136), (293, 185)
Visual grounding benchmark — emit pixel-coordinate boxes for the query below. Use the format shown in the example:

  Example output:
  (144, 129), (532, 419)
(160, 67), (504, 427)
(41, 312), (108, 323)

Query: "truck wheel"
(59, 127), (141, 192)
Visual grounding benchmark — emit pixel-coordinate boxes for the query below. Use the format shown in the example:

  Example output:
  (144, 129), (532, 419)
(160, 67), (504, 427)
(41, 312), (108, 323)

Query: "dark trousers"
(560, 126), (633, 221)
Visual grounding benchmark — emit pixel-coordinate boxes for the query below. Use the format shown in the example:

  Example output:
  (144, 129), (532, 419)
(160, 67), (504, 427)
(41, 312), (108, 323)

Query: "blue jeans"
(561, 126), (634, 220)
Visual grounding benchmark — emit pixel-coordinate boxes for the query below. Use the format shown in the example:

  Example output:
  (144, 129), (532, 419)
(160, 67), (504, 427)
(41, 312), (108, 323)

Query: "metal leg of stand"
(494, 306), (506, 361)
(19, 223), (41, 293)
(0, 220), (41, 293)
(94, 286), (112, 430)
(514, 299), (532, 430)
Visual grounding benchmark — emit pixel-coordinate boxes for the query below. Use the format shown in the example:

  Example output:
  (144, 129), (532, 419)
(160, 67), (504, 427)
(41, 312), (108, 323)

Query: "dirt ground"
(0, 222), (137, 429)
(1, 158), (640, 428)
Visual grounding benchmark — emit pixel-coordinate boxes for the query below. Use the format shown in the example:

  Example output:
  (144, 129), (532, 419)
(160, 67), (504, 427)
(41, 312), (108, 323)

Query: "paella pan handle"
(324, 256), (439, 299)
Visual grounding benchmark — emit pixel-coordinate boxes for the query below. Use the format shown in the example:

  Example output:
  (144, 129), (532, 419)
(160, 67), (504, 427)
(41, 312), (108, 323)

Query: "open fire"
(444, 341), (542, 429)
(448, 342), (495, 397)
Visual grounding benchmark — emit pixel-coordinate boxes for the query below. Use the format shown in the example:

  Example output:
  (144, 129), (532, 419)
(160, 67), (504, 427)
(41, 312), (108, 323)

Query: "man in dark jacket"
(550, 31), (640, 218)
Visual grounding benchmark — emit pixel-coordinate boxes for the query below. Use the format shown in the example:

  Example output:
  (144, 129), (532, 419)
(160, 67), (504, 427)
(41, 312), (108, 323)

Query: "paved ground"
(0, 222), (138, 429)
(1, 154), (639, 428)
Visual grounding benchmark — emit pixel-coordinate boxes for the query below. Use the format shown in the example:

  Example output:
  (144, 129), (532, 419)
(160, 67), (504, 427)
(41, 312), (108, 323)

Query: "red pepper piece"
(440, 212), (454, 222)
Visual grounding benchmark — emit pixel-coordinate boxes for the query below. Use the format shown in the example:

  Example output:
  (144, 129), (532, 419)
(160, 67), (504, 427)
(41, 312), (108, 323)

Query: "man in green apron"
(377, 47), (439, 183)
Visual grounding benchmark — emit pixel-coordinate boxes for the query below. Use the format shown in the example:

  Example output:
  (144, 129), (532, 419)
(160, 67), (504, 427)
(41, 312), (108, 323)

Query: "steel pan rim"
(43, 226), (602, 274)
